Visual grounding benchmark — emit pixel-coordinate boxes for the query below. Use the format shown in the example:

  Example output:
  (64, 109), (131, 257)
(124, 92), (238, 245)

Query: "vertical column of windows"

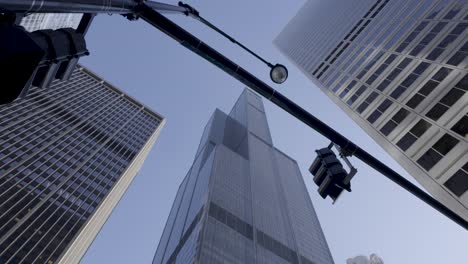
(0, 98), (122, 260)
(35, 113), (144, 263)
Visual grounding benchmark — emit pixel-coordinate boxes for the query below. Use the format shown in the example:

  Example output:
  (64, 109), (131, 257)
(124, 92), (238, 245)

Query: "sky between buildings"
(79, 0), (467, 263)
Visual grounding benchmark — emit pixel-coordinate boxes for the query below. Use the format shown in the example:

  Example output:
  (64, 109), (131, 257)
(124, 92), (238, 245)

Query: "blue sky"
(80, 0), (467, 263)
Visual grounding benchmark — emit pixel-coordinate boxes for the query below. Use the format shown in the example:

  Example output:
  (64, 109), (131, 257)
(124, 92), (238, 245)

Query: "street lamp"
(177, 2), (288, 84)
(270, 64), (288, 84)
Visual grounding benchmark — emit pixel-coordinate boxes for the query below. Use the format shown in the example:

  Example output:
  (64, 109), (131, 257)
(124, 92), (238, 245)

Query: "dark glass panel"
(380, 121), (397, 136)
(410, 119), (431, 137)
(444, 169), (468, 197)
(432, 67), (452, 82)
(426, 103), (449, 121)
(417, 149), (443, 171)
(433, 134), (459, 155)
(450, 115), (468, 137)
(419, 80), (439, 96)
(447, 51), (467, 66)
(439, 88), (465, 106)
(397, 133), (417, 151)
(406, 93), (425, 109)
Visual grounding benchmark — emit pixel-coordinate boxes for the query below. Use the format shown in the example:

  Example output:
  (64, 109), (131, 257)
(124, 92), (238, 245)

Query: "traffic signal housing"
(0, 11), (89, 105)
(309, 146), (356, 203)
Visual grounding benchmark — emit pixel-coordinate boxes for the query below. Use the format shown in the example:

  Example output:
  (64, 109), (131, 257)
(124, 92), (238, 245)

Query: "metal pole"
(133, 3), (468, 230)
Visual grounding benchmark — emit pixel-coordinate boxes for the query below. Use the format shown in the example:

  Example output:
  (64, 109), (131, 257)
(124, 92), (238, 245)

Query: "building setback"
(275, 0), (468, 221)
(153, 89), (334, 264)
(0, 66), (164, 263)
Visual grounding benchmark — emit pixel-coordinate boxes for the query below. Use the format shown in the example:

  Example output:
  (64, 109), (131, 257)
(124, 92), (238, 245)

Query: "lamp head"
(270, 64), (288, 84)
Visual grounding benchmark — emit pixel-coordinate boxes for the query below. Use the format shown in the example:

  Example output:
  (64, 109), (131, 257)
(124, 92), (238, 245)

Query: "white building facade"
(275, 0), (468, 220)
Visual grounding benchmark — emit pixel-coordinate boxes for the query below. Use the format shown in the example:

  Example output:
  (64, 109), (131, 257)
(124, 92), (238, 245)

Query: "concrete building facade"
(275, 0), (468, 220)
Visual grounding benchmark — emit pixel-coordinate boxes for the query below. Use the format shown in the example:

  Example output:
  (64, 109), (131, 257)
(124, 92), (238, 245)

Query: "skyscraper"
(0, 65), (165, 263)
(153, 89), (334, 264)
(275, 0), (468, 220)
(347, 254), (384, 264)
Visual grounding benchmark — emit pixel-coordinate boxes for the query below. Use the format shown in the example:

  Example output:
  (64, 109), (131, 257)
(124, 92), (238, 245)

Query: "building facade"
(0, 66), (165, 263)
(20, 13), (83, 32)
(275, 0), (468, 220)
(153, 89), (334, 264)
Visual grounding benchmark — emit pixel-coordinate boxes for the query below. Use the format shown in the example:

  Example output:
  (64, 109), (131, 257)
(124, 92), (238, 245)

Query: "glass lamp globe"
(270, 64), (288, 84)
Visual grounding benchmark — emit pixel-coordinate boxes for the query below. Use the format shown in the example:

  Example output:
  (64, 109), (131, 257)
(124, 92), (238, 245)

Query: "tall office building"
(275, 0), (468, 220)
(0, 65), (165, 263)
(153, 89), (334, 264)
(347, 254), (384, 264)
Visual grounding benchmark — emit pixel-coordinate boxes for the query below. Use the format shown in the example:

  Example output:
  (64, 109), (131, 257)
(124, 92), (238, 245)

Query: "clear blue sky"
(80, 0), (467, 263)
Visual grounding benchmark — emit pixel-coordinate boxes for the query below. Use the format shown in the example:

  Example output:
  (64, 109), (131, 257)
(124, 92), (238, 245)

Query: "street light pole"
(2, 0), (467, 229)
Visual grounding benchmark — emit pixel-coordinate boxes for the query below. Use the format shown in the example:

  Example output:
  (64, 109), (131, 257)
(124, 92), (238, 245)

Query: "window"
(339, 80), (357, 98)
(380, 108), (410, 136)
(396, 119), (431, 151)
(347, 85), (367, 106)
(432, 67), (452, 82)
(447, 42), (468, 66)
(367, 99), (392, 124)
(417, 134), (459, 171)
(406, 67), (458, 110)
(451, 115), (468, 137)
(444, 163), (468, 197)
(357, 92), (379, 113)
(443, 5), (462, 19)
(426, 86), (466, 121)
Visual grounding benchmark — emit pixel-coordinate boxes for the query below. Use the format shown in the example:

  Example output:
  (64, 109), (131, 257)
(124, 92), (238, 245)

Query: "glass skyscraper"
(0, 65), (164, 264)
(275, 0), (467, 221)
(153, 89), (334, 264)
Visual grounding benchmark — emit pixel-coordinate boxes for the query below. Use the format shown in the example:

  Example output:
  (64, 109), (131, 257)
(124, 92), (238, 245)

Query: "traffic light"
(0, 11), (89, 105)
(309, 146), (356, 203)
